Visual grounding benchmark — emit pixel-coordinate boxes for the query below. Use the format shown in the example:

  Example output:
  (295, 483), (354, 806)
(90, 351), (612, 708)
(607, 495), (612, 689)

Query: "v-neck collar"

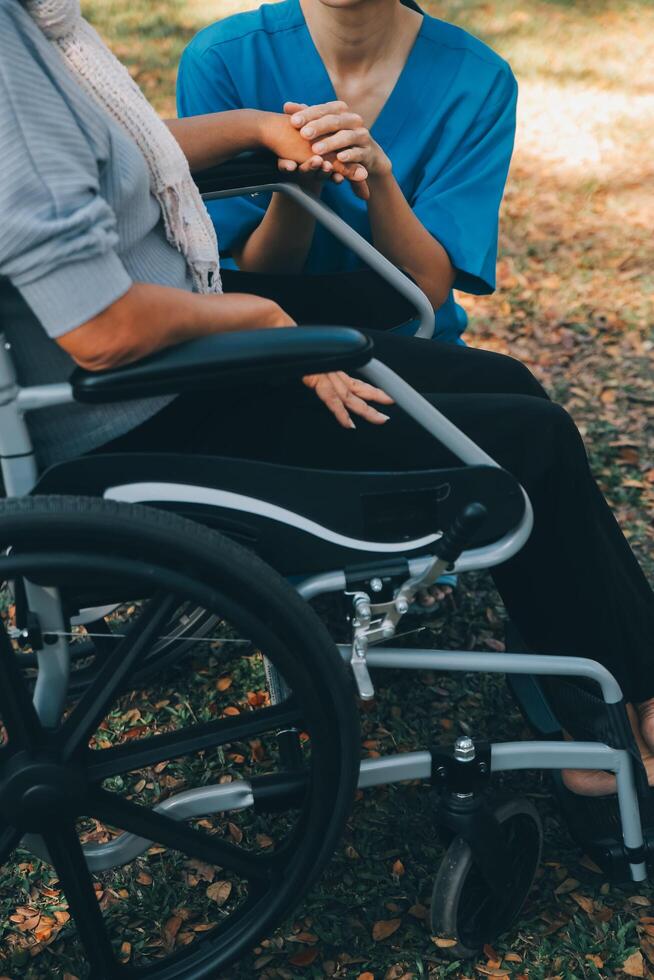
(291, 0), (427, 150)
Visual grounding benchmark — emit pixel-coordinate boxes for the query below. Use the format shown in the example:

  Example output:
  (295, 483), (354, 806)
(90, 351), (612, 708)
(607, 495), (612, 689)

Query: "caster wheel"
(429, 797), (542, 959)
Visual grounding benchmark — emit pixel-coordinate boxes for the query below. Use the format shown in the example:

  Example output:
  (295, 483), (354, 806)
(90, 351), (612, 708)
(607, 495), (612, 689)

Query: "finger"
(290, 101), (349, 128)
(278, 158), (298, 172)
(331, 158), (368, 182)
(350, 178), (370, 200)
(343, 392), (391, 425)
(299, 155), (326, 173)
(331, 172), (345, 184)
(319, 384), (356, 429)
(341, 376), (395, 405)
(302, 113), (363, 140)
(283, 101), (306, 115)
(336, 146), (367, 163)
(312, 128), (367, 155)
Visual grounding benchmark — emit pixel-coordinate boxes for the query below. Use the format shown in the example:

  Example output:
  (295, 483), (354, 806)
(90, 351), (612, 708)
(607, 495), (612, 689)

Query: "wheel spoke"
(60, 593), (177, 760)
(86, 699), (303, 781)
(89, 788), (274, 882)
(0, 625), (42, 748)
(43, 823), (119, 977)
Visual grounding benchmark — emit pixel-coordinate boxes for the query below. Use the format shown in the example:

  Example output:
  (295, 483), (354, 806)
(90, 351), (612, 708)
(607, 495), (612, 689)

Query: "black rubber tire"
(429, 797), (542, 959)
(0, 495), (361, 980)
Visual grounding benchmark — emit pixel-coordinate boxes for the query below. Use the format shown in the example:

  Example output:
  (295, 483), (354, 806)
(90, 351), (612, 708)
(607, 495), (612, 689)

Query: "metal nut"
(454, 735), (475, 762)
(369, 577), (384, 593)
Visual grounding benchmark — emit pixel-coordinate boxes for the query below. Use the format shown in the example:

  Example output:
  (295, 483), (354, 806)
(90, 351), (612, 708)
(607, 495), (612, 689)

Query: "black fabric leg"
(96, 331), (654, 701)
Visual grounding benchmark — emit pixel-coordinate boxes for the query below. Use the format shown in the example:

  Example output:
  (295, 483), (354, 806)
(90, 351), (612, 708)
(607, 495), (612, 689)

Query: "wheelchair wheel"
(0, 496), (360, 979)
(429, 798), (542, 959)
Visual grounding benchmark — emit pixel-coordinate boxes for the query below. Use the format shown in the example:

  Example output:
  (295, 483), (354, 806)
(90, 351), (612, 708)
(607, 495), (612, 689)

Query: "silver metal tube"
(359, 752), (431, 787)
(25, 781), (256, 872)
(202, 183), (436, 338)
(351, 647), (624, 704)
(296, 569), (347, 600)
(27, 583), (70, 726)
(491, 740), (622, 772)
(16, 383), (74, 412)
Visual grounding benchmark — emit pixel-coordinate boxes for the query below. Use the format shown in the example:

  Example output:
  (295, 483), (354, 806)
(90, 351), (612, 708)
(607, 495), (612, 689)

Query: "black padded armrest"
(194, 151), (292, 196)
(71, 326), (373, 404)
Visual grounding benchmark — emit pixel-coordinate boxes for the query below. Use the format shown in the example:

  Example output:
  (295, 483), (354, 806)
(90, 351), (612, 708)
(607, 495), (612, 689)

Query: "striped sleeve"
(0, 2), (131, 337)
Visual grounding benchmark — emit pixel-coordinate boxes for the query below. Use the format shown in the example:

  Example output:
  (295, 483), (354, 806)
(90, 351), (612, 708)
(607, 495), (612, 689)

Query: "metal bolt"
(478, 762), (488, 774)
(454, 735), (475, 763)
(395, 597), (409, 615)
(436, 766), (447, 779)
(370, 577), (384, 593)
(354, 597), (371, 621)
(354, 637), (367, 658)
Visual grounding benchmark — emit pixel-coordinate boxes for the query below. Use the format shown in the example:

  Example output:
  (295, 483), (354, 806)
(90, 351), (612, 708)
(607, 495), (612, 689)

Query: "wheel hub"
(0, 752), (87, 832)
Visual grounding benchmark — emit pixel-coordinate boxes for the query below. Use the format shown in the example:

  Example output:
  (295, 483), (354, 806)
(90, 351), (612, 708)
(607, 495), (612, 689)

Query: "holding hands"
(271, 100), (392, 199)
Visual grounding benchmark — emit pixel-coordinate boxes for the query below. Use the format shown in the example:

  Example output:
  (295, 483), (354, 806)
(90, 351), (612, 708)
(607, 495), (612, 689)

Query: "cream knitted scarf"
(25, 0), (222, 293)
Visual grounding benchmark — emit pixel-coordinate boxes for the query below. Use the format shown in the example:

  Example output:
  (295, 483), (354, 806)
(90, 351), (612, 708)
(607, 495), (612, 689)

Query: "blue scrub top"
(178, 0), (517, 343)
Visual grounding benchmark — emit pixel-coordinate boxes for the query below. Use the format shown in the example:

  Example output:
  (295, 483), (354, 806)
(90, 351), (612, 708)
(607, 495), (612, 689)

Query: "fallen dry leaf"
(206, 881), (232, 905)
(622, 951), (645, 977)
(288, 946), (319, 967)
(372, 918), (402, 942)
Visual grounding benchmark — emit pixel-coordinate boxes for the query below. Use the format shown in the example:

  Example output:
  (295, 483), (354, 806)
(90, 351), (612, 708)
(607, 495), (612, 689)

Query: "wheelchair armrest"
(70, 326), (373, 404)
(193, 151), (291, 195)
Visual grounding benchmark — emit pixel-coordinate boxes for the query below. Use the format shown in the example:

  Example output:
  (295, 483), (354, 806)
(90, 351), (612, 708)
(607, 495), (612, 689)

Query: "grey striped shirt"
(0, 0), (192, 465)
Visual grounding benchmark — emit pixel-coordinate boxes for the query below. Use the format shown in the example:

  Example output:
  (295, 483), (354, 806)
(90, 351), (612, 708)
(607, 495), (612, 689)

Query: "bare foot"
(561, 767), (617, 796)
(637, 698), (654, 753)
(562, 704), (654, 797)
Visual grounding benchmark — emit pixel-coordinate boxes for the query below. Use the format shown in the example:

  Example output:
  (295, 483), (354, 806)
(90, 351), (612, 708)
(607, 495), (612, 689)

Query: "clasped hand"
(269, 100), (391, 200)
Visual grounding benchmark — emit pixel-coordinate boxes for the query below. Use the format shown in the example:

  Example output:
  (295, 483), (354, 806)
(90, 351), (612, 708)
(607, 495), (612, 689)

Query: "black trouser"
(101, 330), (654, 702)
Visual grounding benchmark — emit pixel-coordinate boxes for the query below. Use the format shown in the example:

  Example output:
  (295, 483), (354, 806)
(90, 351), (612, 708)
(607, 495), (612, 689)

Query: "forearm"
(57, 282), (288, 371)
(233, 190), (318, 274)
(366, 172), (455, 309)
(165, 110), (266, 173)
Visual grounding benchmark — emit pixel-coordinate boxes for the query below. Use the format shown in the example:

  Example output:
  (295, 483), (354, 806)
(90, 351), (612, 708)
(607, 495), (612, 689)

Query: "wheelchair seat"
(35, 452), (525, 575)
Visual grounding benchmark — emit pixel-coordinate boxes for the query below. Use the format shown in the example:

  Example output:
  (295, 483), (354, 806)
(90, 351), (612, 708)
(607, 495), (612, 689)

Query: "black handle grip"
(435, 502), (488, 565)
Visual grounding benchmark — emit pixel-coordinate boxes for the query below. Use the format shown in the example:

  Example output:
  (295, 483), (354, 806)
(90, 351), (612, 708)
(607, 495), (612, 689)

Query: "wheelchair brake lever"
(350, 594), (376, 700)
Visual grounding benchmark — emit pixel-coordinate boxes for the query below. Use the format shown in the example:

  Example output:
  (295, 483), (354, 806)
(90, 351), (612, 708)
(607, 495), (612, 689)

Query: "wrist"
(255, 110), (283, 151)
(368, 157), (393, 185)
(368, 151), (393, 183)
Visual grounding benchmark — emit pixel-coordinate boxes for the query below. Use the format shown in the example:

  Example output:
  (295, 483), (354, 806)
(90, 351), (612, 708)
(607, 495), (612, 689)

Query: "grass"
(1, 0), (653, 977)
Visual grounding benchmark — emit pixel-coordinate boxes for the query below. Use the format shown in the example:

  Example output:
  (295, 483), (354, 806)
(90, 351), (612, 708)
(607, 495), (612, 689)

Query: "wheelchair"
(0, 155), (650, 979)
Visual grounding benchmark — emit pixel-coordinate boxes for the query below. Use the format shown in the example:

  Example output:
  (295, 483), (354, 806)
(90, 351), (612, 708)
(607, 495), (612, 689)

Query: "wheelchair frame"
(0, 169), (648, 944)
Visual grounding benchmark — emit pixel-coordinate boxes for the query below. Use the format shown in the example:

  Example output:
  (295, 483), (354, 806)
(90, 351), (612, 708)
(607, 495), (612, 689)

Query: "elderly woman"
(2, 0), (654, 797)
(178, 0), (517, 346)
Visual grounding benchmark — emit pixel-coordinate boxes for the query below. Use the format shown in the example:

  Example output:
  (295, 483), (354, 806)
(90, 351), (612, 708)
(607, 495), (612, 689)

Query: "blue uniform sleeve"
(412, 68), (517, 296)
(177, 40), (269, 259)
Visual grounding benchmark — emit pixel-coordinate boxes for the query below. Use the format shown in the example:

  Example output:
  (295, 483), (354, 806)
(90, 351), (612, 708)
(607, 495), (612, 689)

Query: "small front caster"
(430, 797), (543, 959)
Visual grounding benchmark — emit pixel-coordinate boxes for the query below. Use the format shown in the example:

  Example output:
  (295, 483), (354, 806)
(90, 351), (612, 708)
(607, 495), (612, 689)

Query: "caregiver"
(177, 0), (518, 344)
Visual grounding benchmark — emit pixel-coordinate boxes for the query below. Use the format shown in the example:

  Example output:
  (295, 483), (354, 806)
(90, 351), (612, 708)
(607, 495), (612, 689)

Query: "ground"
(1, 1), (653, 977)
